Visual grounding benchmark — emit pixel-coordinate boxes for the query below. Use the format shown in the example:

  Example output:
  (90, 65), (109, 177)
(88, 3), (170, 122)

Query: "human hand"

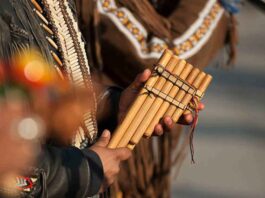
(90, 130), (131, 192)
(118, 69), (205, 136)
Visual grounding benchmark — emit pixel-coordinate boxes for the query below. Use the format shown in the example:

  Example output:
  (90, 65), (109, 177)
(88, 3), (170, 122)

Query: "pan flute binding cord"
(30, 0), (98, 146)
(188, 96), (199, 163)
(109, 49), (212, 161)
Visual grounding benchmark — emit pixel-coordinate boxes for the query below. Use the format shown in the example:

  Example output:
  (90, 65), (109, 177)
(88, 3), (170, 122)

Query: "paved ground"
(171, 2), (265, 198)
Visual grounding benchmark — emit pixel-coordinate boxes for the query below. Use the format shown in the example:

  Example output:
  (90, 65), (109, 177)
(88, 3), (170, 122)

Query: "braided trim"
(42, 0), (98, 144)
(97, 0), (224, 59)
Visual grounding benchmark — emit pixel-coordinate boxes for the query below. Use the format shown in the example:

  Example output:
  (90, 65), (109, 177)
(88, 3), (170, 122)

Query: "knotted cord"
(189, 96), (200, 164)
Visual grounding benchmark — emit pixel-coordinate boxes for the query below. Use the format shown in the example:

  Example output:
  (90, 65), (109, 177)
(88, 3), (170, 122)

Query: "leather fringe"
(226, 14), (238, 66)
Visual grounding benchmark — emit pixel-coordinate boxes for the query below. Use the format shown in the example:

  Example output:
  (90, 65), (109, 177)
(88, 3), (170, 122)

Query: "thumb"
(115, 148), (132, 161)
(94, 130), (111, 147)
(130, 69), (151, 91)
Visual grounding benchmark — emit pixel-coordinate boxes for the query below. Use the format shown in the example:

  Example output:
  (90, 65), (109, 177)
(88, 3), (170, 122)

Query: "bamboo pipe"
(127, 68), (201, 150)
(127, 73), (212, 150)
(143, 66), (200, 139)
(128, 61), (190, 145)
(164, 71), (205, 119)
(116, 55), (179, 148)
(108, 50), (172, 148)
(174, 74), (212, 120)
(171, 73), (209, 123)
(183, 74), (212, 115)
(127, 143), (135, 150)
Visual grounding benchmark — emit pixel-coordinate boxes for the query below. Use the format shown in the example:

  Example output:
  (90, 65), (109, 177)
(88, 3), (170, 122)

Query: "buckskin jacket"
(77, 0), (237, 87)
(0, 0), (122, 197)
(76, 0), (238, 197)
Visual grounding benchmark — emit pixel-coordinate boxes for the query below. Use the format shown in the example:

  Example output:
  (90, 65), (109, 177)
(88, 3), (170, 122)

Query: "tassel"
(171, 96), (200, 167)
(189, 96), (200, 164)
(226, 14), (238, 66)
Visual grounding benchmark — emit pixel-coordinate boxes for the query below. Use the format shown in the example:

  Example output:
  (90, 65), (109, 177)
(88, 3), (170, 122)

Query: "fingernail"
(187, 115), (193, 123)
(102, 130), (109, 137)
(165, 117), (172, 125)
(144, 69), (151, 75)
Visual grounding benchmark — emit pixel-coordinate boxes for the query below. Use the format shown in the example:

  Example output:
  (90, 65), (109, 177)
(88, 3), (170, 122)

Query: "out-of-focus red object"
(0, 62), (5, 85)
(10, 50), (64, 89)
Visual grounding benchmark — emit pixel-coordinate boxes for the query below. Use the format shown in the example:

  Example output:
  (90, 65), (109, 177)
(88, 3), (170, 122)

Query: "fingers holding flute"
(152, 102), (205, 136)
(120, 67), (206, 137)
(90, 130), (132, 192)
(115, 51), (211, 150)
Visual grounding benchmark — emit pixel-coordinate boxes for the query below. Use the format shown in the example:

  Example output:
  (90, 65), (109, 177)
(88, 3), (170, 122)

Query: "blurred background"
(172, 1), (265, 198)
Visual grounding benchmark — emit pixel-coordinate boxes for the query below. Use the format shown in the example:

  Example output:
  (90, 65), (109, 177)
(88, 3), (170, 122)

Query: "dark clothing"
(30, 147), (103, 198)
(0, 0), (104, 197)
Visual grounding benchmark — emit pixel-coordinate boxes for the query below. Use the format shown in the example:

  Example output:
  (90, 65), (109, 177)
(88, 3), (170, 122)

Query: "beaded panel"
(97, 0), (224, 59)
(30, 0), (98, 146)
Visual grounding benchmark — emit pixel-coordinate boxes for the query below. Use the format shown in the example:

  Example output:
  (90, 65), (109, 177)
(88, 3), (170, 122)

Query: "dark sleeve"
(96, 86), (122, 134)
(29, 145), (103, 198)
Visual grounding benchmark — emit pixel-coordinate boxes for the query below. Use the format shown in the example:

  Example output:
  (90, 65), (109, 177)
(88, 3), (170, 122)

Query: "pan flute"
(108, 49), (212, 150)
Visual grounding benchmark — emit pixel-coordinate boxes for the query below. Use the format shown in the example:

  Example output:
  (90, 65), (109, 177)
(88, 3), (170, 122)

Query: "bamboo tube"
(142, 65), (198, 139)
(197, 75), (212, 96)
(127, 143), (135, 150)
(128, 60), (189, 145)
(108, 50), (173, 148)
(128, 67), (199, 149)
(183, 74), (212, 115)
(116, 55), (179, 148)
(171, 73), (209, 122)
(164, 70), (204, 118)
(127, 74), (212, 150)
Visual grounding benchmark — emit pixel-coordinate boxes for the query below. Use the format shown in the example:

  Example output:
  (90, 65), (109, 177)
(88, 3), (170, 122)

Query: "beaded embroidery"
(30, 0), (98, 147)
(97, 0), (224, 59)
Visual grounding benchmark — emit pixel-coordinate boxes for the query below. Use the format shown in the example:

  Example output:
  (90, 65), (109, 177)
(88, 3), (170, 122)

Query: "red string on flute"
(189, 96), (200, 164)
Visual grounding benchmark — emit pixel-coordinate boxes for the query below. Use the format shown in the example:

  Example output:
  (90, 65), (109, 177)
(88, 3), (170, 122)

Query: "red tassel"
(189, 96), (199, 164)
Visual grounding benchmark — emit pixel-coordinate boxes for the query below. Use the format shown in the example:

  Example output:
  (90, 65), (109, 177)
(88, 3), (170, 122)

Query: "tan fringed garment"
(77, 0), (237, 86)
(76, 0), (237, 197)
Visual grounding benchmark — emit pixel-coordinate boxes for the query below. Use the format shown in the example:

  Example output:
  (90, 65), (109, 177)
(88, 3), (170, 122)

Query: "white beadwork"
(43, 0), (97, 145)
